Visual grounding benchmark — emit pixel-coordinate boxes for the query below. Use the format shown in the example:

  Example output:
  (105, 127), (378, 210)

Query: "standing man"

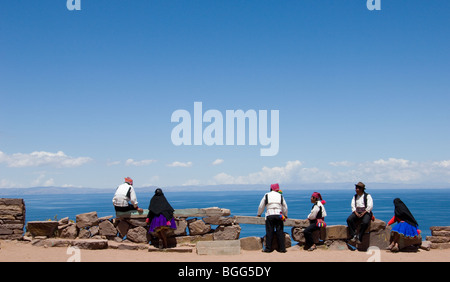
(257, 183), (288, 253)
(346, 182), (373, 244)
(112, 177), (143, 213)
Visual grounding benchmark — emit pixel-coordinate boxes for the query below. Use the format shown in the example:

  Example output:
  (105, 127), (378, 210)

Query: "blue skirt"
(148, 214), (177, 233)
(391, 221), (419, 238)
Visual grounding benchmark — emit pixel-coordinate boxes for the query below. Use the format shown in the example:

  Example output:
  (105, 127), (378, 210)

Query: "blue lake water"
(7, 188), (450, 238)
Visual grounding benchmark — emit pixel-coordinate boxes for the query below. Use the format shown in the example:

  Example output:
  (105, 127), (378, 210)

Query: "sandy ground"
(1, 240), (449, 262)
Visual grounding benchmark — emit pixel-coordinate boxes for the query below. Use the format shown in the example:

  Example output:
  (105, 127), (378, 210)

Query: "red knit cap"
(270, 183), (280, 192)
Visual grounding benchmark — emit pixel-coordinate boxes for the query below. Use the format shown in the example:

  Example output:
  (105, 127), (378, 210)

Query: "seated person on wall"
(112, 177), (144, 213)
(303, 192), (327, 251)
(386, 198), (421, 252)
(146, 188), (177, 249)
(346, 182), (374, 244)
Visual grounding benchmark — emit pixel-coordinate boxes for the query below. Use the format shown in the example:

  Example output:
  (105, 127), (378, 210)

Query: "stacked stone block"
(427, 226), (450, 249)
(0, 198), (25, 240)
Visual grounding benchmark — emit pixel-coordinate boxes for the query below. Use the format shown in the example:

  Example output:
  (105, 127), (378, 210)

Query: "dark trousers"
(304, 220), (320, 247)
(114, 204), (137, 212)
(347, 212), (371, 240)
(265, 215), (285, 251)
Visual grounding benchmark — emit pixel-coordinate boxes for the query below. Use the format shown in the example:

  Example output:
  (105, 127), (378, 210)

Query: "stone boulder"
(291, 227), (323, 244)
(90, 226), (99, 237)
(369, 219), (387, 232)
(420, 240), (431, 251)
(292, 219), (310, 228)
(325, 225), (348, 240)
(240, 236), (263, 250)
(188, 219), (211, 236)
(78, 228), (91, 239)
(99, 220), (117, 237)
(126, 226), (148, 243)
(291, 226), (303, 242)
(203, 207), (231, 217)
(76, 211), (98, 229)
(173, 218), (187, 236)
(203, 216), (235, 226)
(196, 240), (240, 255)
(174, 234), (214, 246)
(213, 225), (241, 240)
(367, 228), (391, 250)
(60, 224), (78, 239)
(116, 220), (130, 237)
(327, 240), (349, 250)
(71, 239), (108, 250)
(26, 221), (59, 237)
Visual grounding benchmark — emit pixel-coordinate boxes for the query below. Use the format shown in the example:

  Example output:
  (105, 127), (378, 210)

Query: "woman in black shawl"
(386, 198), (421, 252)
(146, 188), (177, 248)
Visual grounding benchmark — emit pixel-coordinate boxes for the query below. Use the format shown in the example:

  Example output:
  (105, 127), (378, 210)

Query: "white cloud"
(31, 173), (56, 187)
(167, 161), (193, 168)
(140, 175), (161, 187)
(183, 179), (201, 186)
(433, 160), (450, 168)
(0, 178), (19, 188)
(357, 158), (421, 182)
(210, 158), (450, 185)
(107, 161), (121, 166)
(44, 178), (55, 186)
(329, 161), (354, 167)
(125, 159), (157, 166)
(0, 150), (92, 168)
(212, 159), (224, 166)
(213, 172), (237, 184)
(212, 160), (312, 184)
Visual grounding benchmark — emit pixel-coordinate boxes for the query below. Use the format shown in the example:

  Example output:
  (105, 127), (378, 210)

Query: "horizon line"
(1, 182), (450, 191)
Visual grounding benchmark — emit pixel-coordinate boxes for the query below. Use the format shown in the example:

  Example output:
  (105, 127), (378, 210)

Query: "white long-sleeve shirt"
(308, 201), (327, 220)
(351, 193), (373, 213)
(257, 191), (288, 218)
(112, 183), (138, 207)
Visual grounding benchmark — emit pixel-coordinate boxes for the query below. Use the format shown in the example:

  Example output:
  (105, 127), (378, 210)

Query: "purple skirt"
(148, 214), (177, 233)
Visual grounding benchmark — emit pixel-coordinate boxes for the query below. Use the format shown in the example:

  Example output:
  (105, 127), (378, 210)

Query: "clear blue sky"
(1, 0), (449, 189)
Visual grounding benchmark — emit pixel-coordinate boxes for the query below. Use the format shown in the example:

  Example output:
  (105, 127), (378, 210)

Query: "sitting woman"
(303, 192), (327, 251)
(386, 198), (421, 252)
(146, 188), (177, 248)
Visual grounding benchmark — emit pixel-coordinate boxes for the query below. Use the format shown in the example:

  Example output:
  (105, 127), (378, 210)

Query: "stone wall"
(24, 207), (242, 249)
(24, 207), (393, 251)
(427, 226), (450, 249)
(291, 218), (391, 251)
(0, 198), (25, 240)
(3, 198), (448, 253)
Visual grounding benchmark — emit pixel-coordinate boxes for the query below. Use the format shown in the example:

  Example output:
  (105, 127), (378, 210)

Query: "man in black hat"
(346, 182), (374, 244)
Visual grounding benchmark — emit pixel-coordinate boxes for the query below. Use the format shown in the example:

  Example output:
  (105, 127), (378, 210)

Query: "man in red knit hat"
(112, 177), (143, 213)
(257, 183), (288, 253)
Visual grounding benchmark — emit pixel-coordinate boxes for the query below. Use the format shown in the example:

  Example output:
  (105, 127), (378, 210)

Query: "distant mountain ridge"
(1, 182), (449, 196)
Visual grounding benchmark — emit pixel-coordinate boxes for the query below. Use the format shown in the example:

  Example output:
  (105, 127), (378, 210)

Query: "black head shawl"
(393, 198), (418, 228)
(147, 188), (174, 222)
